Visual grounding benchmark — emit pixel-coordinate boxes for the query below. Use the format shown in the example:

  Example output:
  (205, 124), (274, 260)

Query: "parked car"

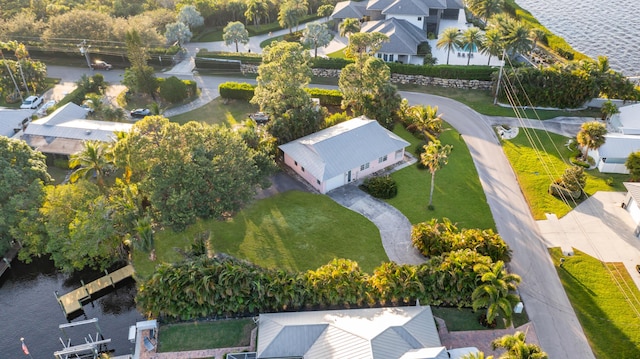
(130, 108), (151, 118)
(91, 60), (112, 70)
(20, 95), (43, 109)
(38, 100), (57, 116)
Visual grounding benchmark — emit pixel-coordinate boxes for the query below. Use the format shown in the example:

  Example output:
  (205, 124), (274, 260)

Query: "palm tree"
(436, 27), (462, 65)
(576, 121), (607, 160)
(480, 28), (503, 65)
(461, 27), (484, 65)
(410, 104), (443, 140)
(491, 331), (548, 359)
(420, 140), (452, 209)
(472, 260), (521, 326)
(467, 0), (503, 24)
(245, 0), (269, 26)
(600, 100), (619, 121)
(530, 28), (546, 51)
(339, 17), (360, 38)
(462, 352), (494, 359)
(504, 20), (532, 56)
(69, 140), (115, 187)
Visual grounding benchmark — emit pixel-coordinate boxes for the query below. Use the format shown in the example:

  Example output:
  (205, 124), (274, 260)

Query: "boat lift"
(54, 318), (112, 359)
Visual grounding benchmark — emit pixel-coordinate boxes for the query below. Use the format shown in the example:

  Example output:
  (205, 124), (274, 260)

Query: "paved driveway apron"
(401, 92), (595, 359)
(328, 185), (425, 265)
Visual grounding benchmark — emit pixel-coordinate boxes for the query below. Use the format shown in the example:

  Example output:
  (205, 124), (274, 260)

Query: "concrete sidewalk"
(538, 191), (640, 290)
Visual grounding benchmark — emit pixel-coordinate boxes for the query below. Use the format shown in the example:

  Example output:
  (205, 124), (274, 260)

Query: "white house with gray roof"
(589, 103), (640, 174)
(332, 0), (463, 64)
(17, 102), (132, 156)
(279, 116), (410, 194)
(253, 306), (475, 359)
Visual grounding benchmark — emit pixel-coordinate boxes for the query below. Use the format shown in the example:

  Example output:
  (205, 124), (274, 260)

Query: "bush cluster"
(158, 76), (188, 104)
(218, 82), (343, 106)
(359, 175), (398, 199)
(411, 218), (512, 263)
(388, 63), (496, 81)
(137, 251), (496, 320)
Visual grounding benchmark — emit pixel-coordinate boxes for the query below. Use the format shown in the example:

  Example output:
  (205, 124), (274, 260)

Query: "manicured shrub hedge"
(360, 175), (398, 199)
(218, 82), (343, 106)
(194, 58), (242, 71)
(311, 57), (354, 69)
(388, 63), (496, 81)
(197, 51), (263, 64)
(137, 250), (503, 320)
(305, 88), (342, 106)
(219, 82), (255, 101)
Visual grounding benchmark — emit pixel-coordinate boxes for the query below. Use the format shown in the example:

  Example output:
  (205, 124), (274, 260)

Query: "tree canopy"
(0, 137), (50, 254)
(223, 21), (250, 52)
(114, 116), (275, 231)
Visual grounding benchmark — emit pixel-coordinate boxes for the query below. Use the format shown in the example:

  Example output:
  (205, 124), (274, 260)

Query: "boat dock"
(0, 242), (21, 278)
(55, 265), (135, 316)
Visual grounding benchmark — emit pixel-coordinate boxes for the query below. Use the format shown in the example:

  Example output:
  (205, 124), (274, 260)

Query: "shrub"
(359, 175), (398, 199)
(325, 111), (349, 127)
(387, 63), (495, 80)
(305, 88), (342, 106)
(159, 76), (188, 104)
(549, 182), (582, 200)
(311, 57), (354, 69)
(219, 82), (255, 100)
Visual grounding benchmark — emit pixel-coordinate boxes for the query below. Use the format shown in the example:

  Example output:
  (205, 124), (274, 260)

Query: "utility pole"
(17, 61), (30, 96)
(78, 39), (92, 69)
(493, 48), (506, 105)
(0, 48), (24, 102)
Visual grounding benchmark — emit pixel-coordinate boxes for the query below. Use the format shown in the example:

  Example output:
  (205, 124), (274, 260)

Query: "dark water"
(0, 257), (143, 358)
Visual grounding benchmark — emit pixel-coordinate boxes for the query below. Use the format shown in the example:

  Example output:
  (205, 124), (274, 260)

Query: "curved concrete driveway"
(327, 184), (425, 265)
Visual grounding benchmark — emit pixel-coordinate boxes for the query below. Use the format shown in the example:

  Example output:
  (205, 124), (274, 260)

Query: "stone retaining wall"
(240, 64), (494, 90)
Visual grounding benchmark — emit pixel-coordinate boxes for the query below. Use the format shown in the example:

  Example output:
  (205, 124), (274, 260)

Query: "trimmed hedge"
(305, 88), (342, 106)
(218, 82), (343, 106)
(388, 63), (495, 80)
(194, 57), (242, 71)
(219, 82), (255, 101)
(311, 57), (354, 69)
(360, 175), (398, 199)
(197, 51), (263, 64)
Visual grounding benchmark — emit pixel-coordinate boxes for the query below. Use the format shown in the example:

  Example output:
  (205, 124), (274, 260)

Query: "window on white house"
(383, 54), (388, 61)
(294, 161), (298, 166)
(377, 53), (382, 58)
(389, 54), (394, 62)
(418, 17), (422, 21)
(360, 162), (370, 171)
(378, 155), (388, 163)
(301, 167), (305, 172)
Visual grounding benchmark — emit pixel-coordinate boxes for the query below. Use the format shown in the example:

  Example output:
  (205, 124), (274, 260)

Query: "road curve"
(401, 92), (594, 359)
(44, 65), (594, 357)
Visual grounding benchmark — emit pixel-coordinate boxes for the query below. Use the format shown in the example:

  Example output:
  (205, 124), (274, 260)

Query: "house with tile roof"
(16, 102), (133, 156)
(590, 103), (640, 174)
(279, 116), (410, 194)
(251, 306), (478, 359)
(331, 0), (464, 64)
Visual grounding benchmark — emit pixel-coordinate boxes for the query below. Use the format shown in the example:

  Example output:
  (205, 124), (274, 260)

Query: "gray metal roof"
(278, 116), (409, 181)
(444, 0), (464, 10)
(0, 109), (32, 137)
(256, 306), (444, 359)
(331, 0), (368, 19)
(382, 0), (430, 15)
(367, 0), (397, 11)
(362, 18), (429, 55)
(624, 182), (640, 205)
(37, 102), (89, 126)
(599, 134), (640, 158)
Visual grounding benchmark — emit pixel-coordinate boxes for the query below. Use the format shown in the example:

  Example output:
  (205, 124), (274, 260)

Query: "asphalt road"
(45, 65), (595, 358)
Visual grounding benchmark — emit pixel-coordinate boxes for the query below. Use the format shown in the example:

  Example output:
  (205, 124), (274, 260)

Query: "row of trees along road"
(4, 116), (275, 272)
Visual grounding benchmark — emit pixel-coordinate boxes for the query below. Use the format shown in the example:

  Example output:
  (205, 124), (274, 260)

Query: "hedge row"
(218, 82), (343, 105)
(194, 57), (242, 71)
(26, 46), (180, 67)
(197, 51), (263, 64)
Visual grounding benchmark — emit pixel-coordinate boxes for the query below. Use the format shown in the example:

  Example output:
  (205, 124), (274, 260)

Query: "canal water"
(0, 257), (143, 358)
(515, 0), (640, 76)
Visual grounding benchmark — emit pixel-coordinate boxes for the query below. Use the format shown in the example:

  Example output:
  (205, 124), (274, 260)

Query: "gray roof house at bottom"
(256, 306), (449, 359)
(278, 116), (409, 183)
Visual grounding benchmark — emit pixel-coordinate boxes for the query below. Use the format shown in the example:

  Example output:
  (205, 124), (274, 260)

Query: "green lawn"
(134, 191), (387, 278)
(502, 129), (627, 219)
(169, 97), (258, 125)
(158, 319), (255, 352)
(327, 48), (347, 58)
(385, 125), (495, 230)
(549, 248), (640, 359)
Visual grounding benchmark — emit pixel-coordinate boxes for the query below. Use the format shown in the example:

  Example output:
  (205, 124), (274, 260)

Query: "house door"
(346, 170), (352, 183)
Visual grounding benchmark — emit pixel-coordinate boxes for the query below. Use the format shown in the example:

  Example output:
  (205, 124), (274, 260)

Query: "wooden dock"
(56, 265), (135, 316)
(0, 242), (21, 278)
